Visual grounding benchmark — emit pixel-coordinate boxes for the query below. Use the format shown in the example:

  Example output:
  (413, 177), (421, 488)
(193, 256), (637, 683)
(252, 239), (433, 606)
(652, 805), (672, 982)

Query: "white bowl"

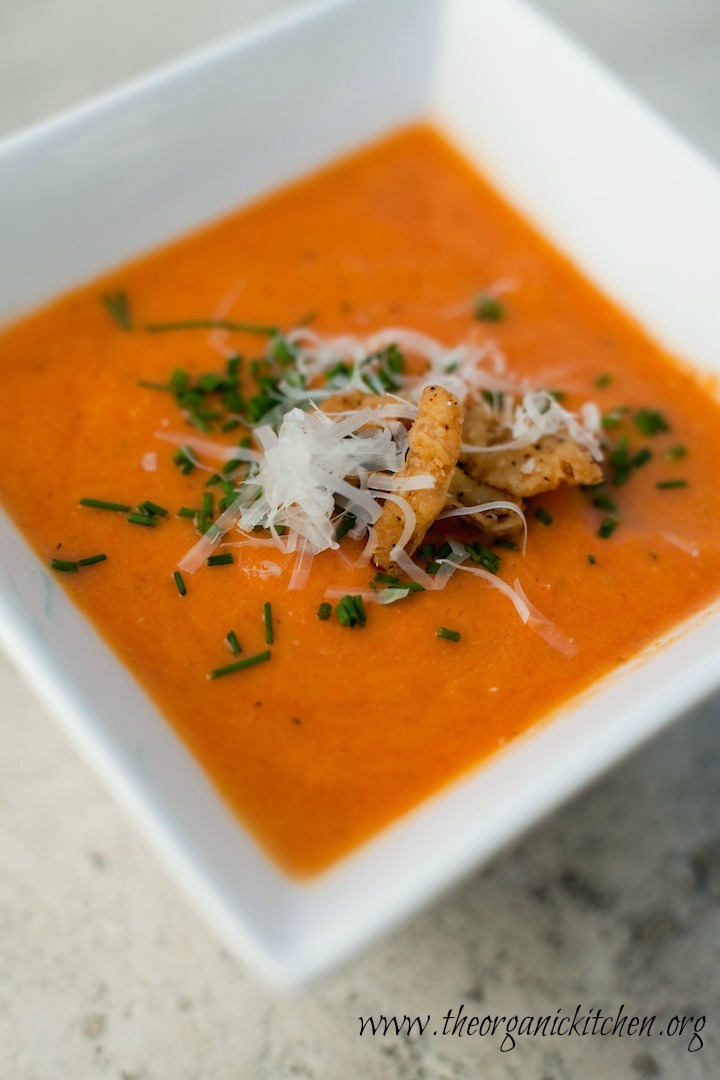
(1, 0), (719, 985)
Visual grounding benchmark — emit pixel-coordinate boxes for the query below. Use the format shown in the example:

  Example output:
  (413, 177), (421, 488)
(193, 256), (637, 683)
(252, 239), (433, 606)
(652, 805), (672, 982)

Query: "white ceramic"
(0, 0), (719, 985)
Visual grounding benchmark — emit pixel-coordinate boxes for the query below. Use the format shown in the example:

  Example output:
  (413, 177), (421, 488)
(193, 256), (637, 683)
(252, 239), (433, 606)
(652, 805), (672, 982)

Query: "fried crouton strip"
(460, 401), (602, 497)
(373, 385), (462, 569)
(447, 468), (525, 540)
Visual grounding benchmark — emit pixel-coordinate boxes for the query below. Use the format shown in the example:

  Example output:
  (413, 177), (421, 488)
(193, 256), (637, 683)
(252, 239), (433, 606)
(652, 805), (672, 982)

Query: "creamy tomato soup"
(1, 125), (719, 875)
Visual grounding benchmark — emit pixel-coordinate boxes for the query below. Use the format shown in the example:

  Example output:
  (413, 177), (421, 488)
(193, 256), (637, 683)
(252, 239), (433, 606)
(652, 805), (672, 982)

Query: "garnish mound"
(155, 325), (604, 653)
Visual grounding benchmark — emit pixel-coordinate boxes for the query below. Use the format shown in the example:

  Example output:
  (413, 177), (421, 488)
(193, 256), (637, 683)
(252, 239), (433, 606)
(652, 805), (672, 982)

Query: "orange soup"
(2, 125), (720, 876)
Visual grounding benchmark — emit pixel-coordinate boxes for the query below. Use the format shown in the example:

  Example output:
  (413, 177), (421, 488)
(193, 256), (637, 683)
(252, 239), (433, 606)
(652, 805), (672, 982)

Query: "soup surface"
(1, 125), (719, 875)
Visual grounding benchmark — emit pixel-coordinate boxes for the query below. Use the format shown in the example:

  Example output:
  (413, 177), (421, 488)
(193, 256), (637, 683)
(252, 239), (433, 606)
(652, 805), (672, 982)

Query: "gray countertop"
(1, 2), (719, 1077)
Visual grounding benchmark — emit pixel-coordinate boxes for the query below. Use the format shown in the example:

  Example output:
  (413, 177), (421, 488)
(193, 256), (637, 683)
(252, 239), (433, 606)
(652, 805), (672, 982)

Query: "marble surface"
(1, 2), (719, 1077)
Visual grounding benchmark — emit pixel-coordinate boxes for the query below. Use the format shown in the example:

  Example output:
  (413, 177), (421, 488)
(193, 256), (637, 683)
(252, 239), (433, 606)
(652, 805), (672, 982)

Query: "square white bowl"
(1, 0), (719, 985)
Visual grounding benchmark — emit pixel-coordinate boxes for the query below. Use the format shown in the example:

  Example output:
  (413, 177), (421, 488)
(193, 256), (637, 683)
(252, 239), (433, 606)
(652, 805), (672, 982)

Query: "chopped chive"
(436, 541), (453, 560)
(145, 319), (277, 336)
(547, 389), (566, 403)
(77, 553), (107, 567)
(101, 290), (133, 331)
(587, 554), (597, 565)
(205, 473), (223, 487)
(373, 572), (399, 585)
(334, 513), (356, 541)
(598, 516), (618, 539)
(127, 512), (158, 527)
(172, 446), (195, 475)
(474, 293), (505, 322)
(138, 380), (172, 392)
(388, 581), (425, 593)
(535, 507), (553, 526)
(666, 445), (687, 461)
(353, 595), (366, 625)
(464, 542), (500, 574)
(264, 601), (274, 645)
(51, 558), (79, 572)
(317, 602), (333, 620)
(209, 650), (272, 680)
(656, 479), (688, 489)
(202, 492), (214, 518)
(426, 561), (441, 575)
(169, 368), (191, 393)
(226, 353), (241, 379)
(177, 507), (199, 518)
(631, 447), (652, 469)
(173, 570), (186, 596)
(336, 601), (352, 627)
(225, 630), (241, 655)
(336, 594), (366, 628)
(601, 412), (623, 430)
(437, 627), (461, 642)
(417, 543), (436, 560)
(595, 373), (612, 389)
(79, 497), (132, 513)
(196, 372), (225, 393)
(221, 458), (244, 475)
(207, 552), (234, 566)
(495, 539), (519, 551)
(592, 491), (617, 513)
(138, 500), (168, 518)
(634, 408), (670, 436)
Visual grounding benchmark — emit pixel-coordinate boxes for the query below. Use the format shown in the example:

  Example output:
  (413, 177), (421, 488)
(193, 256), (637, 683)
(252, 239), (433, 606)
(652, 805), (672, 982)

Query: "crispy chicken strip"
(460, 401), (602, 497)
(447, 468), (525, 540)
(373, 385), (463, 569)
(464, 435), (602, 497)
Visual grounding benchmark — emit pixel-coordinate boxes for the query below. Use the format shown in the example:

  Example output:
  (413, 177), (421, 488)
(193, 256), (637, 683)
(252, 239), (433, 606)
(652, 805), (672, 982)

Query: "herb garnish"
(225, 630), (241, 655)
(634, 409), (670, 436)
(101, 291), (133, 331)
(592, 491), (617, 513)
(437, 627), (461, 642)
(535, 507), (553, 526)
(145, 318), (276, 336)
(335, 512), (356, 542)
(173, 447), (196, 475)
(51, 554), (106, 572)
(666, 445), (687, 461)
(464, 542), (501, 574)
(207, 553), (234, 566)
(587, 555), (597, 565)
(138, 500), (168, 518)
(51, 559), (79, 572)
(78, 554), (107, 567)
(602, 407), (670, 438)
(317, 602), (333, 620)
(598, 516), (618, 539)
(209, 650), (272, 680)
(173, 571), (186, 596)
(80, 497), (131, 513)
(594, 374), (612, 389)
(264, 601), (274, 645)
(609, 437), (652, 486)
(336, 595), (366, 627)
(127, 512), (158, 527)
(656, 479), (688, 490)
(474, 294), (505, 322)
